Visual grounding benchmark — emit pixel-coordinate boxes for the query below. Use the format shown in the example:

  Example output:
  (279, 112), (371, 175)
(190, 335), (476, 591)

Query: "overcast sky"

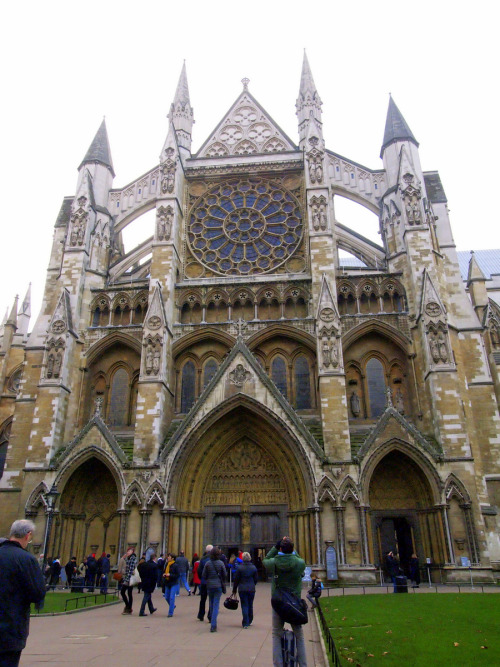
(1, 0), (498, 324)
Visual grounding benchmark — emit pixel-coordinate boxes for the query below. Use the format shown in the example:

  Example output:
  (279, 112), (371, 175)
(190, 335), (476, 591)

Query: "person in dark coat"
(138, 553), (158, 616)
(386, 551), (400, 593)
(203, 547), (227, 633)
(0, 519), (46, 667)
(85, 553), (97, 592)
(232, 552), (258, 628)
(410, 553), (420, 588)
(197, 544), (213, 622)
(99, 553), (111, 594)
(64, 557), (77, 590)
(47, 557), (61, 591)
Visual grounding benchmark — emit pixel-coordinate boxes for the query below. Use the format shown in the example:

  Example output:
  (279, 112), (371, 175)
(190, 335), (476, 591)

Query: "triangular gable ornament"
(141, 283), (168, 380)
(418, 270), (455, 370)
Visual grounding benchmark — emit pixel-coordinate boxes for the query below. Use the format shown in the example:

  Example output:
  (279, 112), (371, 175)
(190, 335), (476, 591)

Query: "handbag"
(271, 587), (308, 626)
(129, 567), (141, 587)
(223, 593), (239, 610)
(112, 572), (123, 582)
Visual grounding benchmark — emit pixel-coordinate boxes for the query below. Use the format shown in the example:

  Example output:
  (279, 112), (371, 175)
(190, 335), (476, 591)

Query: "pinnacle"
(299, 50), (318, 97)
(174, 61), (191, 106)
(381, 96), (418, 157)
(79, 119), (114, 176)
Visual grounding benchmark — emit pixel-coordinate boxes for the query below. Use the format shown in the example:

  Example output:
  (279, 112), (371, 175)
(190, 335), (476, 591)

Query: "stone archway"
(167, 403), (317, 563)
(368, 450), (443, 574)
(52, 458), (120, 564)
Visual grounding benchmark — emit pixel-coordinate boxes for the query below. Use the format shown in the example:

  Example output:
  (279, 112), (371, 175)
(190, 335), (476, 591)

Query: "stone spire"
(17, 283), (31, 337)
(6, 295), (18, 328)
(296, 51), (323, 148)
(168, 61), (194, 155)
(79, 119), (115, 177)
(1, 295), (18, 353)
(380, 96), (419, 157)
(467, 251), (488, 316)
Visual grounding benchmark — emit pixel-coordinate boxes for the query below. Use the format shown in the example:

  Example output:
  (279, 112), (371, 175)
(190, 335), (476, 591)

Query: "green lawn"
(320, 593), (500, 666)
(31, 591), (119, 614)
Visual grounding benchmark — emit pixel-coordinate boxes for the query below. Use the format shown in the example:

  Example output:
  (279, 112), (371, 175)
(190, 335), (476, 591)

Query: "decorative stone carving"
(229, 363), (252, 387)
(157, 205), (173, 241)
(321, 332), (339, 369)
(147, 315), (162, 330)
(425, 302), (441, 317)
(394, 388), (405, 414)
(69, 196), (88, 246)
(310, 195), (328, 231)
(350, 390), (361, 417)
(144, 335), (162, 376)
(160, 148), (176, 194)
(428, 328), (449, 364)
(306, 146), (324, 184)
(401, 173), (422, 226)
(45, 337), (65, 379)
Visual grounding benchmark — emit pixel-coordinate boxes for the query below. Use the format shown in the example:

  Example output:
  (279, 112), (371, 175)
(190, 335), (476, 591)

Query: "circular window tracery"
(187, 178), (303, 275)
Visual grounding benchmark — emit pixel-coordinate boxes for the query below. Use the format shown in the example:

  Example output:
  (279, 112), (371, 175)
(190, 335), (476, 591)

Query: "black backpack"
(271, 587), (308, 625)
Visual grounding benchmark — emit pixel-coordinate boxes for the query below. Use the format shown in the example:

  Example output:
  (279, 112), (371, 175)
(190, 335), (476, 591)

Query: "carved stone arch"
(247, 323), (317, 353)
(145, 481), (165, 507)
(229, 287), (254, 306)
(359, 438), (442, 504)
(125, 480), (145, 508)
(90, 294), (111, 311)
(163, 393), (317, 509)
(86, 331), (142, 366)
(337, 279), (356, 295)
(444, 474), (471, 505)
(132, 291), (149, 309)
(199, 350), (222, 366)
(357, 278), (379, 299)
(256, 285), (280, 302)
(108, 359), (135, 378)
(206, 287), (230, 304)
(342, 318), (412, 352)
(54, 446), (126, 504)
(172, 329), (234, 358)
(331, 187), (380, 216)
(346, 359), (363, 375)
(290, 345), (315, 366)
(112, 292), (132, 310)
(338, 476), (361, 506)
(317, 476), (337, 504)
(25, 481), (49, 512)
(180, 289), (203, 305)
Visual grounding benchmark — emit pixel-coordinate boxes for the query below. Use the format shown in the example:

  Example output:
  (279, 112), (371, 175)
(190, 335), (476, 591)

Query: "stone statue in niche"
(437, 331), (449, 363)
(307, 149), (323, 184)
(322, 338), (331, 367)
(53, 351), (63, 378)
(47, 352), (55, 378)
(312, 205), (320, 231)
(429, 332), (441, 364)
(350, 390), (361, 417)
(404, 194), (421, 226)
(153, 347), (161, 374)
(319, 203), (328, 230)
(161, 161), (176, 195)
(395, 388), (404, 414)
(145, 345), (154, 374)
(489, 320), (500, 348)
(157, 206), (173, 241)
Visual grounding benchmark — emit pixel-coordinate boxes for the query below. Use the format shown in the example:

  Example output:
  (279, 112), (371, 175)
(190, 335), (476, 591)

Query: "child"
(307, 575), (323, 610)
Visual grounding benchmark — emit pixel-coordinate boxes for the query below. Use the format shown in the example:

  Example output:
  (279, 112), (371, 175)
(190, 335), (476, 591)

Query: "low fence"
(316, 599), (342, 667)
(64, 590), (119, 612)
(321, 583), (499, 596)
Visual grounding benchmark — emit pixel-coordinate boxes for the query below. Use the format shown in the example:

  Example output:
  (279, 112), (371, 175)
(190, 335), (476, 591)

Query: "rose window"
(187, 179), (303, 275)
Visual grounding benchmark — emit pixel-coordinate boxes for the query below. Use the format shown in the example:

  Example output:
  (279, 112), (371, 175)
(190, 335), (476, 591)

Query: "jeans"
(140, 590), (156, 615)
(179, 572), (191, 593)
(120, 584), (133, 610)
(197, 583), (208, 620)
(164, 585), (176, 615)
(100, 574), (108, 594)
(271, 608), (307, 666)
(239, 590), (255, 627)
(208, 587), (222, 630)
(391, 575), (397, 593)
(0, 651), (22, 667)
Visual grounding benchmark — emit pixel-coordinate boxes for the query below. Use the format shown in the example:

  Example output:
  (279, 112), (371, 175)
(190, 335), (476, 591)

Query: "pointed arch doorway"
(168, 403), (316, 563)
(368, 449), (444, 576)
(52, 458), (120, 563)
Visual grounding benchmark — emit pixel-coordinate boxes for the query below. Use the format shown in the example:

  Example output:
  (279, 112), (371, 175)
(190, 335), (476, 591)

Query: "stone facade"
(1, 56), (499, 584)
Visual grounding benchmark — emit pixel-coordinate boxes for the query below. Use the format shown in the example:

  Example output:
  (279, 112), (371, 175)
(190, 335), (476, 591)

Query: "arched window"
(92, 308), (101, 327)
(272, 357), (287, 399)
(366, 358), (386, 417)
(181, 361), (196, 412)
(203, 359), (218, 389)
(0, 419), (12, 479)
(108, 368), (129, 426)
(295, 355), (311, 409)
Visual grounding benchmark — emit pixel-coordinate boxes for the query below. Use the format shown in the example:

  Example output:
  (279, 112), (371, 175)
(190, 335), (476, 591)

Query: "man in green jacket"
(263, 536), (307, 666)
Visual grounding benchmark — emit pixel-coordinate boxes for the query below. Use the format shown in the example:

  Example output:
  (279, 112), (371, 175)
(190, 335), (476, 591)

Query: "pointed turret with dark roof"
(380, 96), (419, 157)
(79, 119), (115, 176)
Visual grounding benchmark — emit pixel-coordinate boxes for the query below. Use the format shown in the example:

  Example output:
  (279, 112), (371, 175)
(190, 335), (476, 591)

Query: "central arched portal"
(168, 404), (316, 564)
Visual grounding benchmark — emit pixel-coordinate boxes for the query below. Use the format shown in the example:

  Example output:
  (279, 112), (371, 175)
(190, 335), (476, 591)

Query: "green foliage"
(31, 592), (117, 614)
(321, 593), (499, 666)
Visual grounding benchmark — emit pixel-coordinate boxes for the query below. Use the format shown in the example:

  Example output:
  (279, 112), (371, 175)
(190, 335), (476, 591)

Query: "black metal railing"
(64, 590), (119, 612)
(316, 599), (342, 667)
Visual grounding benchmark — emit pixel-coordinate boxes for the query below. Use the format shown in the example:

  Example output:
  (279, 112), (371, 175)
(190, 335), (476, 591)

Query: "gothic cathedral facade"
(1, 56), (499, 583)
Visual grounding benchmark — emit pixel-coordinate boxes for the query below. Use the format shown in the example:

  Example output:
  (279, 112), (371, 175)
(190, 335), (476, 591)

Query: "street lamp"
(42, 484), (59, 559)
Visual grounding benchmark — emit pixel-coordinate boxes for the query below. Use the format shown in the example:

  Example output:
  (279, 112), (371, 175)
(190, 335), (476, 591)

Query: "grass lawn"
(31, 591), (119, 614)
(321, 593), (500, 666)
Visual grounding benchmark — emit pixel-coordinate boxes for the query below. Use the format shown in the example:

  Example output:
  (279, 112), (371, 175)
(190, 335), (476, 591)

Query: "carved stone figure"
(312, 205), (320, 231)
(322, 338), (331, 367)
(161, 162), (176, 194)
(319, 203), (328, 230)
(47, 352), (55, 378)
(395, 388), (404, 414)
(490, 320), (500, 348)
(429, 332), (441, 363)
(229, 363), (251, 386)
(437, 331), (449, 363)
(350, 390), (360, 417)
(153, 347), (161, 374)
(157, 206), (173, 241)
(145, 345), (154, 374)
(307, 151), (323, 184)
(53, 351), (62, 378)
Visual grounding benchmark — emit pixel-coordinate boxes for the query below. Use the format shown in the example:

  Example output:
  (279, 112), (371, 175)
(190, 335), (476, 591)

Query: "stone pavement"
(22, 583), (327, 666)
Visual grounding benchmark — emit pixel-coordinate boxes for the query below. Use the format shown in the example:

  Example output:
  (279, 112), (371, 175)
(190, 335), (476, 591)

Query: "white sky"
(1, 0), (499, 324)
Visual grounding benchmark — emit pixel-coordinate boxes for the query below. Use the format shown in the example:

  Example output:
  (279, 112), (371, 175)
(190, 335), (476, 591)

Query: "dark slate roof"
(79, 119), (115, 176)
(380, 97), (419, 157)
(54, 196), (73, 228)
(423, 172), (447, 204)
(457, 250), (500, 280)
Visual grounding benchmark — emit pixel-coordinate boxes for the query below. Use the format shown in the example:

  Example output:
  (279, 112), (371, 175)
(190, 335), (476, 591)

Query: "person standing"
(202, 547), (226, 633)
(0, 519), (46, 667)
(120, 546), (137, 615)
(410, 553), (420, 588)
(306, 575), (323, 610)
(164, 554), (180, 617)
(85, 553), (97, 592)
(176, 550), (191, 595)
(137, 553), (158, 616)
(197, 544), (213, 622)
(192, 556), (201, 595)
(232, 551), (258, 628)
(99, 553), (111, 594)
(263, 536), (307, 667)
(386, 551), (400, 593)
(157, 553), (165, 587)
(47, 557), (61, 591)
(64, 557), (77, 590)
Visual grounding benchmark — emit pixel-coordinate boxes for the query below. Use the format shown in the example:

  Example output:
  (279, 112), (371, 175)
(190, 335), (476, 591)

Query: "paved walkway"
(22, 584), (327, 666)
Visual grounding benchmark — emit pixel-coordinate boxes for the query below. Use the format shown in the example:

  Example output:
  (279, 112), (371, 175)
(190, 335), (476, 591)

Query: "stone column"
(118, 509), (130, 558)
(462, 503), (480, 564)
(358, 506), (370, 565)
(335, 507), (346, 565)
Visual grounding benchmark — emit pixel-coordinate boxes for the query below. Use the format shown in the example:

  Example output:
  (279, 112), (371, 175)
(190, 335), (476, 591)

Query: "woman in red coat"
(192, 558), (201, 595)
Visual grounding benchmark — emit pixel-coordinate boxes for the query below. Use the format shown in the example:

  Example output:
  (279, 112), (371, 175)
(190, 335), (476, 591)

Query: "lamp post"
(42, 484), (59, 559)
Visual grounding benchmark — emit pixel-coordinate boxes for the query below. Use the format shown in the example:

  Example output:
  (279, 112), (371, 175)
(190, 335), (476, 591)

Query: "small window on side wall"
(366, 358), (386, 417)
